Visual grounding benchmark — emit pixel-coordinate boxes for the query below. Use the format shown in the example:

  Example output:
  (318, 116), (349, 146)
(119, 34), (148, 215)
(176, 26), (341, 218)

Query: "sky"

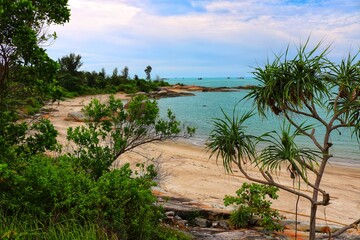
(46, 0), (360, 78)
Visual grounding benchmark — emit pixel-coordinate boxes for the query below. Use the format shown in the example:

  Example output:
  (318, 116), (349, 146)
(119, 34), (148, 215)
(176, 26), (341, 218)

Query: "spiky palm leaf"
(245, 37), (331, 117)
(327, 53), (360, 141)
(257, 122), (321, 180)
(207, 108), (257, 173)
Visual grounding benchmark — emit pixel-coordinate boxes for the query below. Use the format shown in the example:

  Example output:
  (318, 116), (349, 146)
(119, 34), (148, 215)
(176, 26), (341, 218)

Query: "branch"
(293, 168), (329, 205)
(261, 159), (329, 206)
(235, 160), (314, 203)
(286, 105), (313, 118)
(319, 218), (360, 239)
(115, 130), (190, 161)
(284, 112), (323, 151)
(332, 90), (342, 114)
(331, 122), (357, 132)
(306, 100), (329, 127)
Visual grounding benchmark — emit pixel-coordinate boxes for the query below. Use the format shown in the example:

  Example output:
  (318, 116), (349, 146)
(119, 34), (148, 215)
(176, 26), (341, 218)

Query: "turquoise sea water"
(157, 77), (360, 166)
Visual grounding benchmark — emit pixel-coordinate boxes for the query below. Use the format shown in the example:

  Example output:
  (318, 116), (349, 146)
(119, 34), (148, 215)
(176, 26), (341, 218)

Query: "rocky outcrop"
(157, 195), (290, 239)
(129, 84), (256, 99)
(156, 194), (358, 240)
(168, 84), (255, 93)
(146, 89), (195, 98)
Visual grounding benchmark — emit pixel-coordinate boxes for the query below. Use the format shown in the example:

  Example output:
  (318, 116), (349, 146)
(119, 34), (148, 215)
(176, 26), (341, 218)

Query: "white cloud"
(47, 0), (360, 77)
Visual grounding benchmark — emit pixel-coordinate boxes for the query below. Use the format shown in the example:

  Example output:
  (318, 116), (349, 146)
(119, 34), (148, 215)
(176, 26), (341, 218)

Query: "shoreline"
(177, 137), (360, 168)
(117, 140), (360, 228)
(44, 93), (360, 233)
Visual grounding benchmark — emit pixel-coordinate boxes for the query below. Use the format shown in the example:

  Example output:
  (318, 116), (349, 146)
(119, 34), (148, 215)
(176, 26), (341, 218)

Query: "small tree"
(207, 39), (360, 239)
(67, 94), (195, 179)
(145, 65), (152, 81)
(0, 0), (70, 110)
(58, 53), (83, 75)
(224, 183), (283, 231)
(122, 66), (129, 80)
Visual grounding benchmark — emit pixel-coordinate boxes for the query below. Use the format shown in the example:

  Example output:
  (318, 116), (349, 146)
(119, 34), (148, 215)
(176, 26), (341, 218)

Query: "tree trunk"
(309, 202), (318, 240)
(309, 151), (330, 240)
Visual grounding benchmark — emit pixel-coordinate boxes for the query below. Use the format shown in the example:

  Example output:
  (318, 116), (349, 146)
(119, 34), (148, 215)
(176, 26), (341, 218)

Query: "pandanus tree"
(207, 39), (360, 240)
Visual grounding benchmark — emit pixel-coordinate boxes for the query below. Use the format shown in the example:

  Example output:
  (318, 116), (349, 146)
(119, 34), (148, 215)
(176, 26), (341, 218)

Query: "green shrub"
(224, 183), (284, 231)
(153, 80), (170, 87)
(0, 92), (194, 239)
(80, 164), (163, 239)
(62, 91), (80, 98)
(0, 155), (175, 239)
(119, 83), (137, 93)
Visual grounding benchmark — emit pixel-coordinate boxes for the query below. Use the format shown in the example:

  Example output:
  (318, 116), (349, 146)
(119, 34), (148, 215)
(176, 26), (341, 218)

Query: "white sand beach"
(44, 93), (360, 235)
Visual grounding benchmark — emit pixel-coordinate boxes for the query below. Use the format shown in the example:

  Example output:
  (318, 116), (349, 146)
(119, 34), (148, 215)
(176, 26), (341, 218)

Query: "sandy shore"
(44, 93), (360, 232)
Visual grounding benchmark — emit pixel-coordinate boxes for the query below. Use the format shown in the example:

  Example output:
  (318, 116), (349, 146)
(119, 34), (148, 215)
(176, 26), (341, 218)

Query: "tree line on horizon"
(57, 53), (168, 98)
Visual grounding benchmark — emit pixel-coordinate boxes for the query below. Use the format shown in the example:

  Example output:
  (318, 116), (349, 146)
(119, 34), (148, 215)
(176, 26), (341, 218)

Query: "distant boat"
(198, 77), (203, 80)
(227, 77), (230, 79)
(238, 77), (245, 79)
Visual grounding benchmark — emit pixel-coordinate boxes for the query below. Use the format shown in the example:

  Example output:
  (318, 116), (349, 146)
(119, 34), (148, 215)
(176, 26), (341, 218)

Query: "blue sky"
(47, 0), (360, 78)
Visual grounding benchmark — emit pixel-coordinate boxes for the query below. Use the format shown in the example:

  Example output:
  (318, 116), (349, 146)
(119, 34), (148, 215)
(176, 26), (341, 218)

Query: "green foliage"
(246, 39), (331, 117)
(224, 183), (284, 231)
(1, 156), (91, 217)
(0, 93), (194, 239)
(258, 122), (321, 181)
(1, 1), (192, 239)
(20, 161), (155, 238)
(155, 226), (192, 240)
(0, 212), (191, 240)
(327, 53), (360, 139)
(81, 165), (162, 239)
(57, 53), (87, 93)
(209, 38), (359, 239)
(154, 79), (171, 87)
(118, 83), (138, 93)
(55, 57), (169, 96)
(66, 95), (194, 179)
(207, 108), (257, 173)
(0, 152), (184, 239)
(0, 114), (60, 192)
(58, 53), (83, 74)
(0, 0), (71, 112)
(145, 65), (152, 80)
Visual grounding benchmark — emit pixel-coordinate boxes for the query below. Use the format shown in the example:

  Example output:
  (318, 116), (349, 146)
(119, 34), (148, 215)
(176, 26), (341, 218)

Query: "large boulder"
(65, 111), (87, 122)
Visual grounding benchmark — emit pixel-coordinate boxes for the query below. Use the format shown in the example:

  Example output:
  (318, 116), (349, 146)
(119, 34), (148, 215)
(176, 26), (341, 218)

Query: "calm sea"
(157, 77), (360, 166)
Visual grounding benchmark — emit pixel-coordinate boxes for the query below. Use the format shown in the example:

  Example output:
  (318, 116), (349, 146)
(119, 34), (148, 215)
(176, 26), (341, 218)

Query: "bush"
(0, 155), (92, 219)
(0, 155), (179, 239)
(153, 80), (170, 87)
(118, 83), (137, 93)
(0, 93), (194, 239)
(224, 183), (284, 231)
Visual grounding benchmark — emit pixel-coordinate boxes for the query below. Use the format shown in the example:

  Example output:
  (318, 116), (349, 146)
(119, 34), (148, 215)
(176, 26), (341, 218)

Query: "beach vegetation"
(122, 66), (130, 80)
(66, 94), (195, 180)
(224, 183), (283, 231)
(0, 0), (70, 114)
(56, 54), (167, 96)
(208, 38), (360, 239)
(0, 94), (194, 239)
(145, 65), (153, 80)
(0, 1), (193, 239)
